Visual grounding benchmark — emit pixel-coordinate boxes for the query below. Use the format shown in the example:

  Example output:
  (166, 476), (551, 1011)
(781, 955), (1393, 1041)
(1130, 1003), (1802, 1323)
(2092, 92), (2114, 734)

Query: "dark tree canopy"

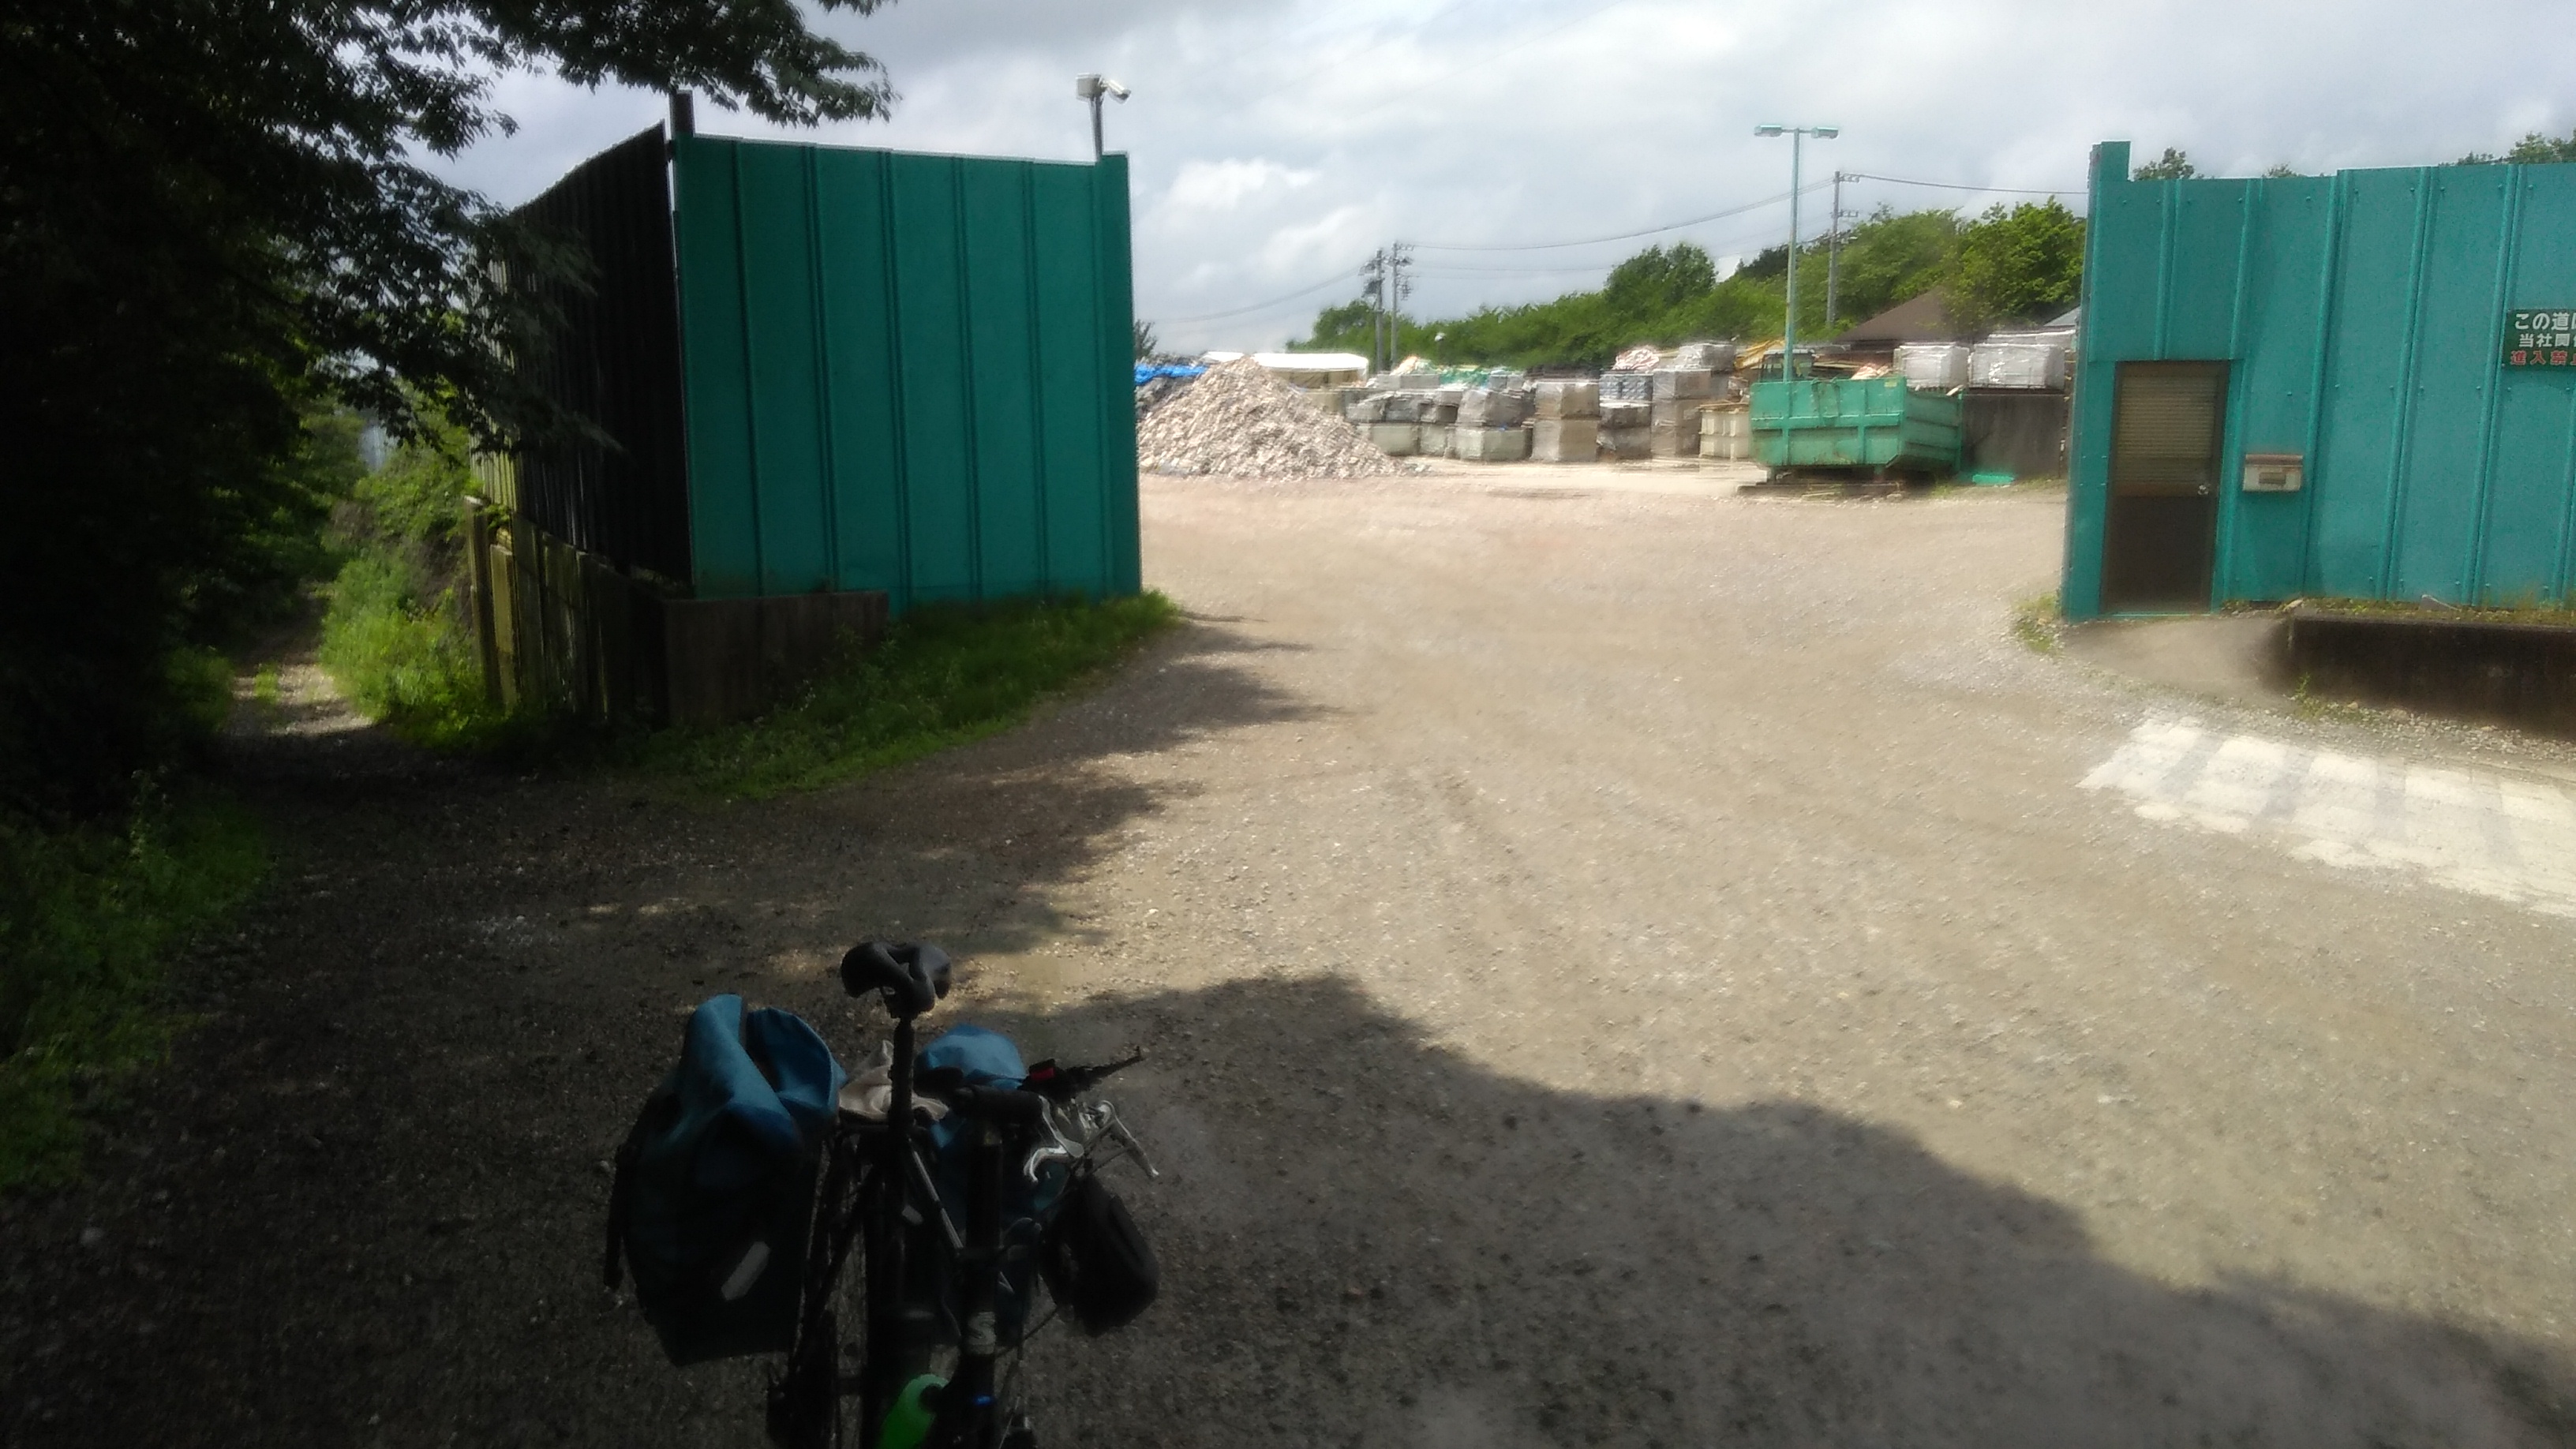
(2455, 129), (2576, 166)
(0, 0), (897, 814)
(1945, 200), (2086, 331)
(1604, 243), (1717, 316)
(2132, 148), (2197, 181)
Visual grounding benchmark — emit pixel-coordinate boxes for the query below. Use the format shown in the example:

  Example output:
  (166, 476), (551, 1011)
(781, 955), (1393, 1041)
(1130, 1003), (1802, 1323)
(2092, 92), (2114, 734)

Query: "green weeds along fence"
(470, 127), (1140, 724)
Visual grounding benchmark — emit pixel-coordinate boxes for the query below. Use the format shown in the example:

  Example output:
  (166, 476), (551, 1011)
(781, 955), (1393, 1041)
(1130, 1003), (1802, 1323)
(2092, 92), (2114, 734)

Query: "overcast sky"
(435, 0), (2574, 353)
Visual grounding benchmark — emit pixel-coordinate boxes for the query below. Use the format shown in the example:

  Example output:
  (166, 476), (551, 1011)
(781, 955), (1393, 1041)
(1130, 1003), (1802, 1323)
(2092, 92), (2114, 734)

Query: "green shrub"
(316, 419), (524, 748)
(317, 552), (492, 745)
(0, 792), (264, 1192)
(640, 591), (1181, 799)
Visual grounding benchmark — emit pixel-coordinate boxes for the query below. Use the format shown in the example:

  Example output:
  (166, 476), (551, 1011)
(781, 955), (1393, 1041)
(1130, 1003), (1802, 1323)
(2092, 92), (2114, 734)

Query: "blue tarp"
(1135, 363), (1207, 385)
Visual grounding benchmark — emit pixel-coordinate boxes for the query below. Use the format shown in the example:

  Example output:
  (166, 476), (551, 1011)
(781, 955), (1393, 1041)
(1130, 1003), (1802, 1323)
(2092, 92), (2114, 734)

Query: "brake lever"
(1020, 1101), (1080, 1185)
(1095, 1101), (1160, 1181)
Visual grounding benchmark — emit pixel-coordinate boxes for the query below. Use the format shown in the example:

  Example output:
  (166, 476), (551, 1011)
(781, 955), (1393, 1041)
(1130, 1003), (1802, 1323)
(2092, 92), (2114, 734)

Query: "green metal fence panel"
(672, 137), (1138, 609)
(2217, 178), (2332, 606)
(2397, 167), (2514, 601)
(673, 140), (763, 600)
(2480, 179), (2576, 604)
(2065, 142), (2576, 618)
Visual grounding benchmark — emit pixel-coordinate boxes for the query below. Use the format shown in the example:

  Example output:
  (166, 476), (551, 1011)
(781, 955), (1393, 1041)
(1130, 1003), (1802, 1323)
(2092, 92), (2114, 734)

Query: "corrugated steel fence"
(2065, 140), (2576, 617)
(671, 137), (1140, 608)
(466, 129), (1140, 723)
(504, 125), (693, 582)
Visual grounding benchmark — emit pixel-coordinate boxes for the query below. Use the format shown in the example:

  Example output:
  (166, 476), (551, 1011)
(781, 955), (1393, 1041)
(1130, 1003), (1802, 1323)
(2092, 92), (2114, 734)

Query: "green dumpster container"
(1750, 377), (1962, 477)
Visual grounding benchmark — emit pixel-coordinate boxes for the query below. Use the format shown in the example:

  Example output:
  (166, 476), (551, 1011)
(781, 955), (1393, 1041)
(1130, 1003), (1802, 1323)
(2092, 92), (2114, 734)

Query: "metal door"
(2100, 361), (2227, 610)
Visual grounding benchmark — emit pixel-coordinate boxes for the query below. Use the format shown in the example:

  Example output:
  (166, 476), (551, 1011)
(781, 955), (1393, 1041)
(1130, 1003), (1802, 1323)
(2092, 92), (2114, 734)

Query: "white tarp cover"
(1895, 343), (1971, 391)
(1968, 338), (2069, 390)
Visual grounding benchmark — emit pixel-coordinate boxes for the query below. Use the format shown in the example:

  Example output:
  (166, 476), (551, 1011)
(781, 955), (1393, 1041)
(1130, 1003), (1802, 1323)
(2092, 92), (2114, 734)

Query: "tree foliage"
(1294, 200), (2068, 371)
(1604, 243), (1717, 316)
(2455, 129), (2576, 166)
(1945, 200), (2086, 331)
(0, 0), (897, 814)
(2132, 148), (2197, 180)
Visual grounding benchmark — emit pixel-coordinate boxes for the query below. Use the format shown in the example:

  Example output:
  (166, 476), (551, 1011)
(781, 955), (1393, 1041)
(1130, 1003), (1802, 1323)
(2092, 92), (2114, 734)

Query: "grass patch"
(315, 415), (561, 754)
(636, 591), (1182, 799)
(0, 791), (265, 1193)
(316, 550), (512, 749)
(2012, 591), (2064, 654)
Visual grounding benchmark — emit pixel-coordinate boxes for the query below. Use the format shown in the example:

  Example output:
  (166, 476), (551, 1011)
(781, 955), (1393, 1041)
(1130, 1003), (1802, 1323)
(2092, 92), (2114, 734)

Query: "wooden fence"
(462, 500), (886, 728)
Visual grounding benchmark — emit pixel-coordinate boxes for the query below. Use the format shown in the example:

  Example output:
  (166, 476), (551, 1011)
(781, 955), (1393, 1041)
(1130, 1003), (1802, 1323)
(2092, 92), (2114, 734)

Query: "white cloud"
(1159, 159), (1319, 216)
(425, 0), (2576, 352)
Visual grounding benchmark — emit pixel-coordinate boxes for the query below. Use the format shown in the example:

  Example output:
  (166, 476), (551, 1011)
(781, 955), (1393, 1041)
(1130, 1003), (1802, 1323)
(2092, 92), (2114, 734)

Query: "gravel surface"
(7, 473), (2576, 1446)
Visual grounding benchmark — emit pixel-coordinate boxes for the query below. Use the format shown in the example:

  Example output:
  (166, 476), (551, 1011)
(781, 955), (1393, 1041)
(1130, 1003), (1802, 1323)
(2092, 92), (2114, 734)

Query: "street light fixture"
(1076, 74), (1130, 161)
(1754, 123), (1839, 380)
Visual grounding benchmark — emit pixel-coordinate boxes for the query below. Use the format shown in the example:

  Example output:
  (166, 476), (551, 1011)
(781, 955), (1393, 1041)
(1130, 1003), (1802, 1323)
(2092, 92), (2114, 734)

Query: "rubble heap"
(1137, 357), (1398, 478)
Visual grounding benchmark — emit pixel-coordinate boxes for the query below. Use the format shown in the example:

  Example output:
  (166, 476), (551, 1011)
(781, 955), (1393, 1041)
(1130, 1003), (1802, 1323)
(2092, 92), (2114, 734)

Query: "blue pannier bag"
(605, 995), (846, 1365)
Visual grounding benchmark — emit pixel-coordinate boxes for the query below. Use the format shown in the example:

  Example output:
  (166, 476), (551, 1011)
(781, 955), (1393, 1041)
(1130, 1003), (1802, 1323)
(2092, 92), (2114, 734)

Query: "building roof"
(1833, 290), (1970, 346)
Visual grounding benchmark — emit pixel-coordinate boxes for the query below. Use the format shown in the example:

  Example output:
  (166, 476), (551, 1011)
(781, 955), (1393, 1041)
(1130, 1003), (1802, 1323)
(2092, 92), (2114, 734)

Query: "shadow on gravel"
(6, 616), (2571, 1448)
(0, 616), (1316, 1447)
(986, 975), (2576, 1449)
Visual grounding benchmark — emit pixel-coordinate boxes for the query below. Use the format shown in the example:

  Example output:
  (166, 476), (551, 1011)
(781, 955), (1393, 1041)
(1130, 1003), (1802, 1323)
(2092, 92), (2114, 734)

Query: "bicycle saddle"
(837, 940), (953, 1018)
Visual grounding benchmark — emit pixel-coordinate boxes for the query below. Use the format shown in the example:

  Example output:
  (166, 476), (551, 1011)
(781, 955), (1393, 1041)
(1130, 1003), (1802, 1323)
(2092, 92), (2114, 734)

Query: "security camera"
(1103, 79), (1130, 101)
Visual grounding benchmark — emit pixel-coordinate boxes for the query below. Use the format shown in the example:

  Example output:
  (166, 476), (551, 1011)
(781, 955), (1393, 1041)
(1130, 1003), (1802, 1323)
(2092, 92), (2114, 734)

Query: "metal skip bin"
(1750, 376), (1964, 476)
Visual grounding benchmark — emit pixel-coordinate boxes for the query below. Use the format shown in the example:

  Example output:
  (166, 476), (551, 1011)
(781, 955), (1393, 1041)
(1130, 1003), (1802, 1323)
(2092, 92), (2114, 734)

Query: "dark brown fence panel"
(512, 125), (692, 582)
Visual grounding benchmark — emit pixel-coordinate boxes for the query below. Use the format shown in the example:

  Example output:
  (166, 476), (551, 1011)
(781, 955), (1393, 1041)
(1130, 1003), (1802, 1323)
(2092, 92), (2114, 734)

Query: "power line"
(1840, 171), (2080, 197)
(1155, 267), (1365, 324)
(1411, 179), (1831, 253)
(1155, 173), (2072, 329)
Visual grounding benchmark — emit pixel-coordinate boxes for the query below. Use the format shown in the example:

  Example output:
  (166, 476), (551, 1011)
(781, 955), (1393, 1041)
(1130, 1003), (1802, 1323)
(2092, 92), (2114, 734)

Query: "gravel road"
(8, 470), (2576, 1447)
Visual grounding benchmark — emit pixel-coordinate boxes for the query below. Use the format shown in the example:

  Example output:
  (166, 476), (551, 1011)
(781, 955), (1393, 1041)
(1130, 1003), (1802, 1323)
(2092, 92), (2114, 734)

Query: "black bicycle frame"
(942, 1115), (1009, 1446)
(856, 1014), (919, 1448)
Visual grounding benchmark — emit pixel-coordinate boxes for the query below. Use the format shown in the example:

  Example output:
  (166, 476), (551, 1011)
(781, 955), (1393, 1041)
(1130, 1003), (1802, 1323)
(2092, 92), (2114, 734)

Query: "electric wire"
(1155, 267), (1368, 324)
(1154, 174), (2075, 329)
(1840, 171), (2080, 197)
(1410, 179), (1831, 253)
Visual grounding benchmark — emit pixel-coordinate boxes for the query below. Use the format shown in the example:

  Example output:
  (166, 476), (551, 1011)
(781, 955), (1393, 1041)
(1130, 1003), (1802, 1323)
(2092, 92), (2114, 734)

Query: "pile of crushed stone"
(1136, 357), (1398, 479)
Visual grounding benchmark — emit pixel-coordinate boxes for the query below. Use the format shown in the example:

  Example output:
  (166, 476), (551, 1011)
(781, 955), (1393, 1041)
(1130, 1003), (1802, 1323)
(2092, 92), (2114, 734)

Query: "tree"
(1297, 300), (1378, 354)
(1825, 206), (1963, 326)
(1604, 243), (1716, 318)
(1133, 319), (1162, 360)
(0, 0), (897, 814)
(2132, 148), (2197, 180)
(2456, 129), (2576, 165)
(1945, 200), (2086, 331)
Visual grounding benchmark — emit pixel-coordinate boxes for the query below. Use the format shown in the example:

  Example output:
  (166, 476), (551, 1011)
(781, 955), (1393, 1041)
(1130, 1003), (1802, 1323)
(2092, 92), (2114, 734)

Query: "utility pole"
(1391, 242), (1414, 367)
(1361, 249), (1388, 375)
(1826, 170), (1850, 332)
(1754, 124), (1839, 380)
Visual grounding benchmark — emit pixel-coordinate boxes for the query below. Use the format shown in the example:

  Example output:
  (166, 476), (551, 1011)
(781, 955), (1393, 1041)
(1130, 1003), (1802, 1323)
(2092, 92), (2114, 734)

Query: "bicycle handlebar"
(938, 1084), (1050, 1125)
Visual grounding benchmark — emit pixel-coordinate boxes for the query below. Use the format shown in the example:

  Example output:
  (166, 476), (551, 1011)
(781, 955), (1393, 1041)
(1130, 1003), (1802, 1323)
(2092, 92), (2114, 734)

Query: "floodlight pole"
(1755, 124), (1838, 379)
(1076, 74), (1129, 161)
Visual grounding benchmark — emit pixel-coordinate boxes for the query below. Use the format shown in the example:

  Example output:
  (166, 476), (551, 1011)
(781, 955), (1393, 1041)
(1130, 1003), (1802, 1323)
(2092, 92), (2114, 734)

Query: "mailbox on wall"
(2241, 452), (2304, 493)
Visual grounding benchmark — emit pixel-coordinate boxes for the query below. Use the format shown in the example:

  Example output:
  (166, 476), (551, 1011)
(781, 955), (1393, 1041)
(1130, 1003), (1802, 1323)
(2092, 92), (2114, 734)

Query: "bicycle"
(765, 942), (1159, 1449)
